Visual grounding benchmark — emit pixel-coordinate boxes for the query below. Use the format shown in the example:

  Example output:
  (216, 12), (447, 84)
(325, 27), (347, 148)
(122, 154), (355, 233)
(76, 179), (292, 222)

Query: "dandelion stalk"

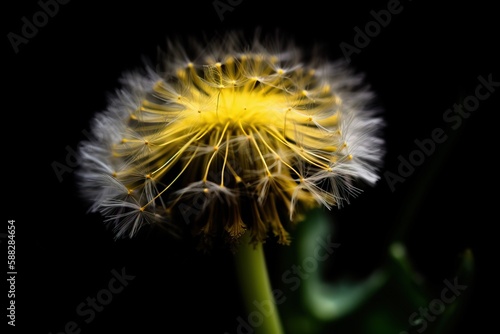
(234, 233), (284, 334)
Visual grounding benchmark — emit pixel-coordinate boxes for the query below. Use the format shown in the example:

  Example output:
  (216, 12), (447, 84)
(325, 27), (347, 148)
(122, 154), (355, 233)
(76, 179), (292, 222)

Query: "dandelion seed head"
(77, 30), (385, 247)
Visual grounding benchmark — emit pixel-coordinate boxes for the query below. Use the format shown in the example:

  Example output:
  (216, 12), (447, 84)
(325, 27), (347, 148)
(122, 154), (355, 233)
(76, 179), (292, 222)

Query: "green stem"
(234, 233), (284, 334)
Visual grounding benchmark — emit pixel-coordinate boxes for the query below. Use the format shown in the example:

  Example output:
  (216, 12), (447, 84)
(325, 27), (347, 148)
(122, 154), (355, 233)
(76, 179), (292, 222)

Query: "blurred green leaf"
(276, 210), (474, 334)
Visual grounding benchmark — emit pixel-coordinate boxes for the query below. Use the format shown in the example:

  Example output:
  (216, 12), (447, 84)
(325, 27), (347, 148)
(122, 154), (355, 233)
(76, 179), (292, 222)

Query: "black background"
(4, 0), (498, 333)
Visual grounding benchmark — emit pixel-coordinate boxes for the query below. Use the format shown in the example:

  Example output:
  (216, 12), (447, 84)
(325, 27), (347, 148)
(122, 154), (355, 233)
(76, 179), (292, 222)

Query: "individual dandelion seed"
(76, 30), (385, 248)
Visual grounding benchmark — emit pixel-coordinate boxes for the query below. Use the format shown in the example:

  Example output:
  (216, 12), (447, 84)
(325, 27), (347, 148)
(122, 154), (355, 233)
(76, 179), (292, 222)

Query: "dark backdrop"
(4, 0), (497, 333)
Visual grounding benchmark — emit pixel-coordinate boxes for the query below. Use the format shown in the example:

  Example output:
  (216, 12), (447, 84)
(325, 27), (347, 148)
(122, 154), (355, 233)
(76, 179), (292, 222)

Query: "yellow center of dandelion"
(113, 54), (346, 245)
